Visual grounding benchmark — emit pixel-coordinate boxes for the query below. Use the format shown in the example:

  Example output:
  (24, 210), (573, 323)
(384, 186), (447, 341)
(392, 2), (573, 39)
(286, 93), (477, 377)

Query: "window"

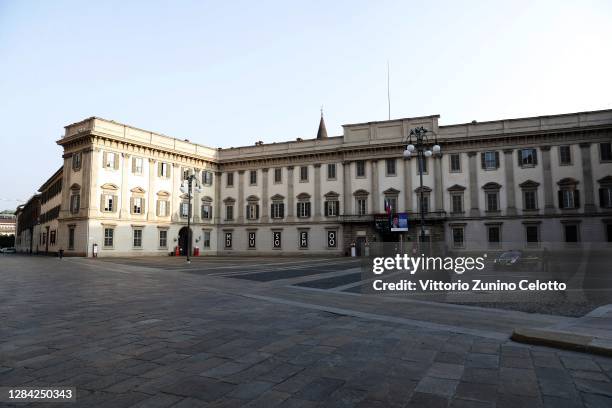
(297, 201), (311, 218)
(180, 202), (190, 218)
(201, 203), (212, 219)
(486, 192), (499, 212)
(249, 170), (257, 185)
(159, 162), (170, 178)
(68, 227), (75, 250)
(557, 179), (580, 209)
(224, 232), (232, 248)
(487, 225), (501, 247)
(452, 226), (464, 248)
(102, 194), (115, 212)
(418, 195), (429, 214)
(157, 200), (169, 217)
(325, 200), (338, 217)
(131, 197), (144, 214)
(327, 163), (336, 180)
(103, 228), (114, 247)
(561, 190), (577, 209)
(271, 202), (284, 219)
(299, 231), (309, 249)
(523, 191), (537, 210)
(481, 151), (499, 170)
(327, 230), (337, 248)
(72, 152), (82, 171)
(518, 148), (538, 167)
(274, 168), (282, 183)
(70, 194), (80, 214)
(202, 231), (211, 248)
(385, 197), (397, 214)
(417, 157), (428, 174)
(272, 231), (282, 249)
(133, 229), (142, 248)
(300, 166), (308, 182)
(356, 160), (366, 177)
(356, 198), (367, 215)
(559, 145), (572, 165)
(451, 194), (463, 213)
(202, 171), (213, 186)
(606, 223), (612, 243)
(104, 152), (117, 169)
(386, 159), (396, 176)
(246, 203), (260, 220)
(182, 168), (191, 180)
(525, 224), (540, 244)
(50, 230), (56, 245)
(159, 230), (168, 248)
(450, 154), (461, 172)
(600, 142), (612, 162)
(132, 157), (143, 174)
(600, 186), (612, 208)
(226, 172), (234, 187)
(248, 231), (256, 249)
(225, 204), (234, 220)
(564, 224), (579, 243)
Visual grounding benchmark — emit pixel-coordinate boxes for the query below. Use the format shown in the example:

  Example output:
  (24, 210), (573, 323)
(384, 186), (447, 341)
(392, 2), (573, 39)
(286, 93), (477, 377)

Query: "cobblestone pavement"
(1, 255), (611, 407)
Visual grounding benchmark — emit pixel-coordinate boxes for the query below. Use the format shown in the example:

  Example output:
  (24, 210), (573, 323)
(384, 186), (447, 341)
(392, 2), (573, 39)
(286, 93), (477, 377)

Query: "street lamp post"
(403, 126), (441, 247)
(180, 174), (203, 264)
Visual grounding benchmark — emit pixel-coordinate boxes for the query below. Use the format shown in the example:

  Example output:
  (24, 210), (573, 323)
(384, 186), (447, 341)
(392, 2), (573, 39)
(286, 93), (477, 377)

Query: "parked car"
(0, 247), (16, 253)
(493, 250), (540, 270)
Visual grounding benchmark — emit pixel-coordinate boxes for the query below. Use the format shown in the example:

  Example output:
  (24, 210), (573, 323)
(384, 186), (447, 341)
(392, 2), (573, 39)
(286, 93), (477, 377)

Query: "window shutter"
(100, 195), (105, 211)
(130, 197), (134, 214)
(157, 162), (162, 177)
(324, 201), (329, 216)
(167, 164), (172, 178)
(297, 203), (300, 216)
(495, 151), (500, 168)
(113, 154), (119, 170)
(246, 205), (249, 219)
(517, 150), (522, 167)
(558, 190), (564, 209)
(102, 152), (107, 168)
(156, 200), (160, 216)
(112, 195), (118, 212)
(142, 198), (146, 213)
(533, 150), (538, 166)
(480, 153), (486, 169)
(306, 202), (311, 217)
(574, 190), (580, 208)
(599, 188), (605, 207)
(280, 203), (284, 218)
(132, 157), (136, 173)
(256, 205), (260, 219)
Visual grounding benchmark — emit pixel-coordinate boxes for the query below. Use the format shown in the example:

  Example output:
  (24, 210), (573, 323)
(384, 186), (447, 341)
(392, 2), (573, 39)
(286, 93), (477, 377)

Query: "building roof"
(316, 113), (328, 140)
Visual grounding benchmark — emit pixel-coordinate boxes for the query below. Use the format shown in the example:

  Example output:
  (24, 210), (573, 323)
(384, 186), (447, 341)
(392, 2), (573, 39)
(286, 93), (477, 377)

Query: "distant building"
(16, 109), (612, 256)
(0, 213), (16, 236)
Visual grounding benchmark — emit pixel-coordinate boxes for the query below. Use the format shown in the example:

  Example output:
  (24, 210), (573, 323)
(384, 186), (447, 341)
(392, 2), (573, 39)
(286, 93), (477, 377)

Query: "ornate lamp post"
(180, 174), (203, 263)
(403, 126), (441, 246)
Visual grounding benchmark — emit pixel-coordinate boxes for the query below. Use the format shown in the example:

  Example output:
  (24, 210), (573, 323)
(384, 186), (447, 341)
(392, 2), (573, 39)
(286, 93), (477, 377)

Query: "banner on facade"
(391, 213), (408, 232)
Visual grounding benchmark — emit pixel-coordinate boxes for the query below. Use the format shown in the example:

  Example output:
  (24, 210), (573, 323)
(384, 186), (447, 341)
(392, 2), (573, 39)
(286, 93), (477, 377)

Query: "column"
(541, 146), (555, 214)
(171, 163), (179, 222)
(119, 153), (130, 218)
(580, 143), (596, 213)
(287, 166), (295, 221)
(403, 158), (412, 212)
(80, 148), (92, 210)
(314, 164), (321, 220)
(193, 169), (201, 223)
(370, 160), (379, 213)
(343, 161), (352, 215)
(238, 170), (245, 223)
(261, 168), (269, 222)
(147, 159), (155, 221)
(214, 171), (222, 223)
(88, 148), (100, 215)
(468, 151), (480, 217)
(59, 155), (72, 217)
(434, 156), (443, 212)
(503, 149), (517, 215)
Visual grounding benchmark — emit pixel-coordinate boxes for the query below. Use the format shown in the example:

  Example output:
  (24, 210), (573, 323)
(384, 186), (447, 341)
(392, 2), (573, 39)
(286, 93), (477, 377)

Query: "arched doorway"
(178, 227), (191, 256)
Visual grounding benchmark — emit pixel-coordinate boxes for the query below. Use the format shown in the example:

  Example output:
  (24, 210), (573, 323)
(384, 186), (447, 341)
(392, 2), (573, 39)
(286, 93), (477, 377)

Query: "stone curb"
(511, 327), (612, 357)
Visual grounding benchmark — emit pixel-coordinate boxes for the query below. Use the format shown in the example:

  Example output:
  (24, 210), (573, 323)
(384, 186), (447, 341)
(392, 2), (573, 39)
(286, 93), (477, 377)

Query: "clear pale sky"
(1, 0), (611, 211)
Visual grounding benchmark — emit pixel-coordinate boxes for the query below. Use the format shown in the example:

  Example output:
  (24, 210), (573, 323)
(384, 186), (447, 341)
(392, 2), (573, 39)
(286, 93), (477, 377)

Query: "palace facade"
(15, 109), (612, 257)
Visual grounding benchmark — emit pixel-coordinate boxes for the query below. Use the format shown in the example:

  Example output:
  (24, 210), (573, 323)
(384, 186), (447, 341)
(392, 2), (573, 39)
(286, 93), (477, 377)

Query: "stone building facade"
(15, 109), (612, 257)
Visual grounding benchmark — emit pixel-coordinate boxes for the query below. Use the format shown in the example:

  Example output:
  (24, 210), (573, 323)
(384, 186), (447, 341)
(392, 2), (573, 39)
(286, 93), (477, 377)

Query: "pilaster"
(238, 170), (245, 223)
(261, 168), (269, 222)
(147, 158), (155, 221)
(403, 158), (412, 212)
(503, 149), (517, 215)
(287, 166), (295, 221)
(214, 171), (222, 223)
(119, 153), (130, 218)
(580, 142), (596, 213)
(468, 151), (480, 217)
(314, 164), (321, 220)
(371, 160), (379, 213)
(541, 146), (555, 214)
(343, 161), (352, 215)
(434, 156), (443, 212)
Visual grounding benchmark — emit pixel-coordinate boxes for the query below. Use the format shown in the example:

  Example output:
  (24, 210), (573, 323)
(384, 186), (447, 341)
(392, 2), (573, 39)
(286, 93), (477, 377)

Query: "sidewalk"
(512, 304), (612, 356)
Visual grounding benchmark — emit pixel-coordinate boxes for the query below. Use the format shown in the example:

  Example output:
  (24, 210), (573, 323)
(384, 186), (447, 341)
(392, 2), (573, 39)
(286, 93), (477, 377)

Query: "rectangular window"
(274, 168), (282, 183)
(226, 172), (234, 187)
(272, 231), (282, 249)
(132, 197), (143, 214)
(418, 195), (429, 214)
(559, 145), (572, 165)
(600, 142), (612, 162)
(482, 151), (499, 170)
(133, 157), (143, 174)
(299, 231), (308, 248)
(133, 229), (142, 248)
(68, 227), (75, 250)
(600, 187), (612, 208)
(519, 148), (538, 167)
(524, 191), (537, 210)
(356, 198), (367, 215)
(203, 231), (211, 248)
(564, 224), (579, 243)
(325, 200), (338, 217)
(157, 200), (168, 217)
(70, 194), (80, 214)
(182, 168), (191, 180)
(487, 226), (501, 246)
(327, 230), (337, 248)
(271, 202), (284, 219)
(606, 224), (612, 243)
(248, 231), (256, 249)
(249, 170), (257, 185)
(417, 157), (428, 174)
(451, 194), (463, 213)
(225, 232), (232, 248)
(525, 225), (539, 244)
(104, 228), (114, 247)
(327, 163), (336, 180)
(180, 202), (190, 217)
(356, 160), (365, 177)
(159, 230), (168, 248)
(486, 192), (499, 212)
(560, 190), (576, 209)
(450, 154), (461, 172)
(297, 201), (311, 218)
(50, 230), (56, 245)
(102, 194), (114, 212)
(202, 171), (213, 186)
(104, 152), (116, 169)
(452, 227), (464, 248)
(386, 159), (396, 176)
(246, 203), (259, 220)
(159, 162), (170, 178)
(72, 152), (82, 170)
(225, 205), (234, 220)
(201, 204), (212, 219)
(300, 166), (308, 182)
(386, 197), (397, 214)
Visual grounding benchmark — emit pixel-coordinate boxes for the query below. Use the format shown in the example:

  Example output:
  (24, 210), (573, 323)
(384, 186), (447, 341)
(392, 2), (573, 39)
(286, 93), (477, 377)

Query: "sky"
(1, 0), (611, 211)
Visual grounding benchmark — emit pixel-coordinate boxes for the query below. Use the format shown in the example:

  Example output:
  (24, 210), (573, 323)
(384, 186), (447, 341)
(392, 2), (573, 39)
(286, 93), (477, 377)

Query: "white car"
(0, 247), (16, 253)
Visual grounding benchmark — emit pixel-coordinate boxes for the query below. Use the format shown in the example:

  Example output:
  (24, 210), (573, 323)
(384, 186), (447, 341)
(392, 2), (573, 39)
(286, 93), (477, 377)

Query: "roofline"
(342, 114), (440, 128)
(38, 166), (63, 192)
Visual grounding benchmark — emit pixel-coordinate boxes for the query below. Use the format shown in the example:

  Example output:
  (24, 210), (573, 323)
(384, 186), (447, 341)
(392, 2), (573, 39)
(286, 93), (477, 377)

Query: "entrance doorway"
(178, 227), (191, 256)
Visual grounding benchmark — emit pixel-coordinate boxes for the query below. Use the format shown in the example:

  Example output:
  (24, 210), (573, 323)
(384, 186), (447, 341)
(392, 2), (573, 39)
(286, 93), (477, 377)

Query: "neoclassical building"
(15, 109), (612, 257)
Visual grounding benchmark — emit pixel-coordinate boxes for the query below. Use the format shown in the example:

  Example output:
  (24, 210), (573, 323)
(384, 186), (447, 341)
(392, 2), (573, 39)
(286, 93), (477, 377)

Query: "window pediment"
(482, 182), (502, 191)
(324, 191), (339, 199)
(519, 180), (540, 189)
(130, 187), (145, 194)
(447, 184), (466, 192)
(156, 190), (170, 197)
(223, 197), (236, 204)
(201, 196), (213, 202)
(353, 189), (369, 197)
(179, 193), (189, 199)
(383, 188), (400, 196)
(414, 186), (432, 193)
(70, 183), (82, 191)
(297, 192), (311, 200)
(270, 194), (285, 201)
(557, 177), (579, 187)
(597, 175), (612, 186)
(246, 195), (260, 202)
